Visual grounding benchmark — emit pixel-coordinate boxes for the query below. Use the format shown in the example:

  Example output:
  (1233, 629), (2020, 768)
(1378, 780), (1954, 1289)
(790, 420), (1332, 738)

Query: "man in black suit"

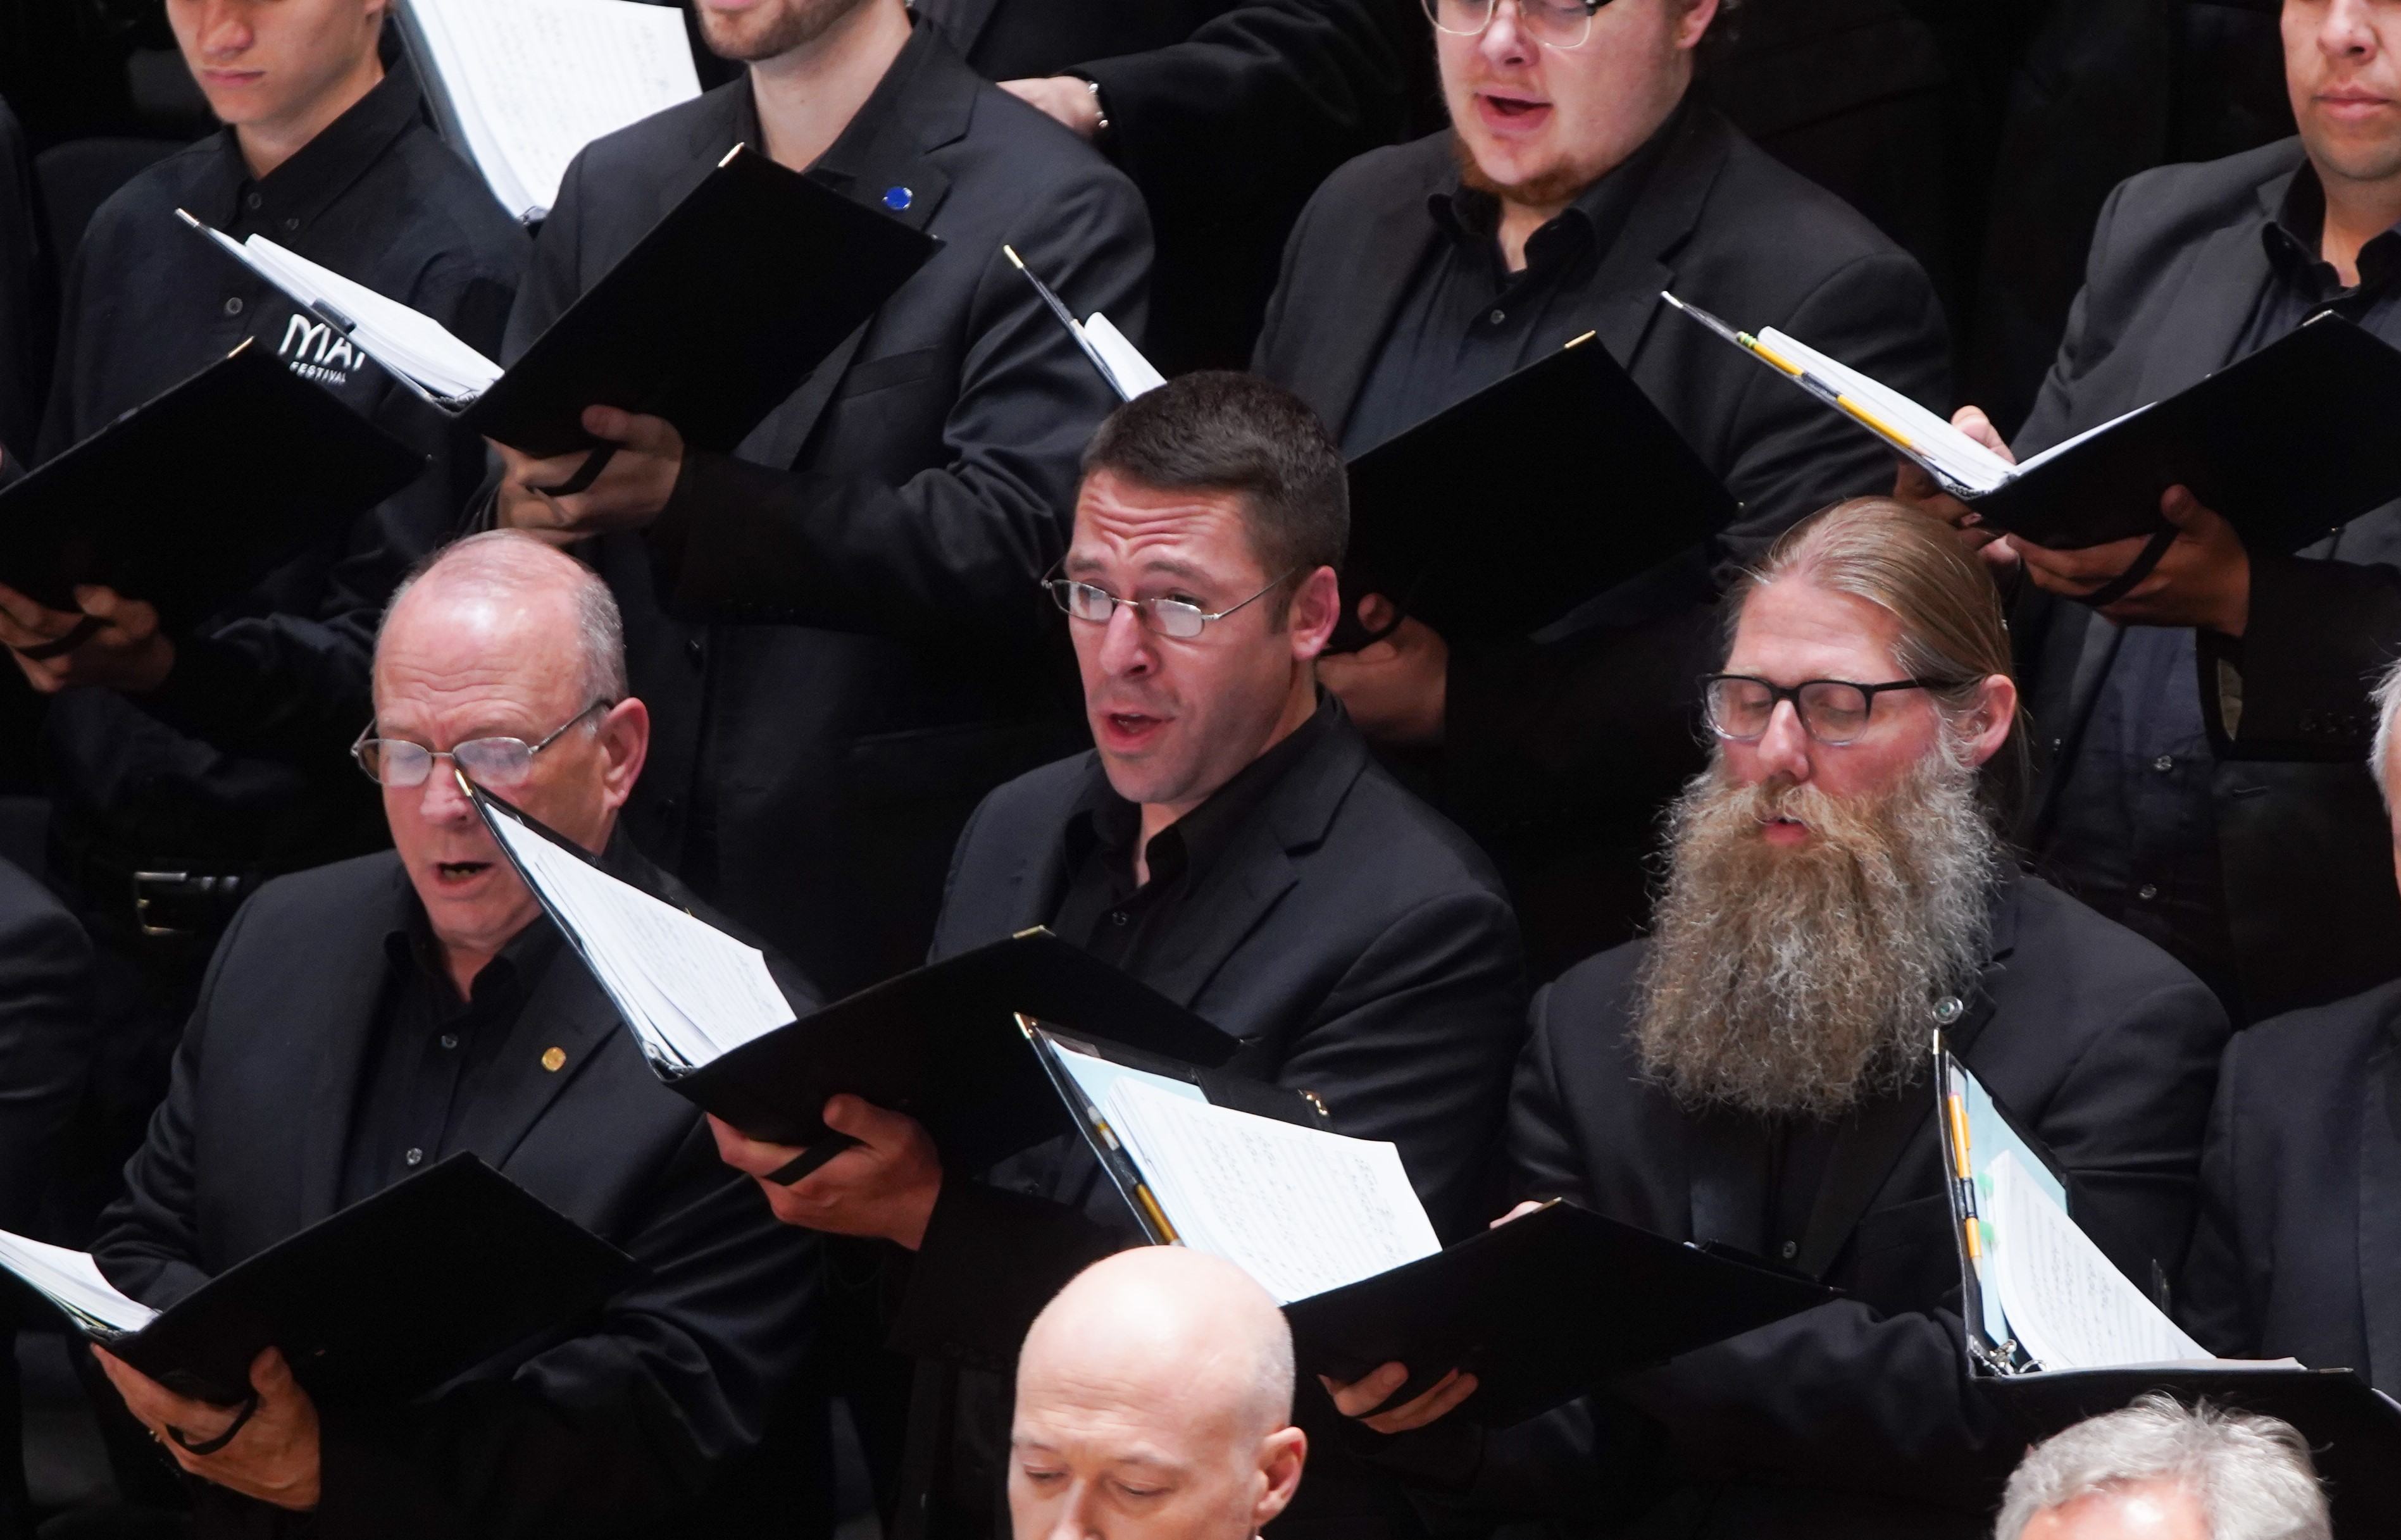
(0, 855), (96, 1540)
(2179, 651), (2401, 1390)
(492, 0), (1151, 1005)
(1254, 0), (1951, 972)
(1899, 0), (2401, 1023)
(945, 0), (1431, 369)
(87, 533), (821, 1538)
(1326, 500), (2228, 1538)
(709, 375), (1527, 1539)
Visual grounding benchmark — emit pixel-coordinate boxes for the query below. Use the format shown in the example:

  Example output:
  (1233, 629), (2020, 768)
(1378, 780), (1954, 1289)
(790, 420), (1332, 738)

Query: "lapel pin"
(883, 185), (913, 211)
(541, 1046), (567, 1072)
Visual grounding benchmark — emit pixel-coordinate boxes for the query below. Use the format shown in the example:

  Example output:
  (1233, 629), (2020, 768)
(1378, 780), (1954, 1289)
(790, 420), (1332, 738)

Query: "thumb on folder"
(708, 1096), (944, 1250)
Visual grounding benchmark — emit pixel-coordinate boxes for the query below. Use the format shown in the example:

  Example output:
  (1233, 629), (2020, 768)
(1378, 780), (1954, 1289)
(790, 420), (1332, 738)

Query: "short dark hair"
(1080, 372), (1349, 600)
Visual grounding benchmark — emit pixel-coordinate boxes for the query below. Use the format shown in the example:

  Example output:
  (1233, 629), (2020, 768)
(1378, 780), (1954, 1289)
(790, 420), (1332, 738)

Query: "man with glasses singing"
(709, 373), (1527, 1540)
(1257, 0), (1950, 978)
(85, 531), (821, 1537)
(1320, 499), (2229, 1538)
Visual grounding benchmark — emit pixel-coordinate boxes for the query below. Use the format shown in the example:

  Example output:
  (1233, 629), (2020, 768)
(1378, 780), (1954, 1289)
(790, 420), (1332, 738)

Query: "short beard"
(699, 0), (870, 62)
(1631, 749), (2000, 1121)
(1449, 131), (1600, 213)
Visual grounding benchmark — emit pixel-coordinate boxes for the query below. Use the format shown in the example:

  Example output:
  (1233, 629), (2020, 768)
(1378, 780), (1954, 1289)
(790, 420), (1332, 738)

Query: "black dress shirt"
(1051, 696), (1333, 964)
(1338, 104), (1680, 456)
(37, 58), (525, 878)
(2037, 163), (2401, 1010)
(339, 912), (566, 1206)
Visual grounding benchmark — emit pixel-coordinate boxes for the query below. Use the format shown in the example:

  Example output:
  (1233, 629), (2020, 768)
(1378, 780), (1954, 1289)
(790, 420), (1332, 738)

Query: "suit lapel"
(1583, 105), (1731, 368)
(294, 865), (422, 1226)
(1306, 164), (1445, 437)
(2128, 208), (2277, 412)
(446, 948), (621, 1171)
(739, 25), (963, 472)
(2359, 1017), (2401, 1391)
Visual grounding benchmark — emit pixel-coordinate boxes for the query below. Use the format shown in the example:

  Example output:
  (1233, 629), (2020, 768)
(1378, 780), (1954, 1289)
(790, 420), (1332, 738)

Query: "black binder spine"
(1022, 1021), (1180, 1246)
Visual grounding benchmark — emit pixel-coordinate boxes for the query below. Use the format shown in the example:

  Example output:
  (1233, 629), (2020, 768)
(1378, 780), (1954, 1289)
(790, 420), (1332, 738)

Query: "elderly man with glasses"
(1321, 499), (2230, 1539)
(1249, 0), (1950, 981)
(709, 372), (1528, 1540)
(82, 531), (823, 1539)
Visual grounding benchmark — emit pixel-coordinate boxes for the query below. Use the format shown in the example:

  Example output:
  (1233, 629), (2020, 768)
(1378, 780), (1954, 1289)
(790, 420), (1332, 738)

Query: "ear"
(597, 697), (651, 814)
(1958, 673), (2017, 769)
(1251, 1426), (1308, 1531)
(1673, 0), (1720, 51)
(1286, 566), (1342, 664)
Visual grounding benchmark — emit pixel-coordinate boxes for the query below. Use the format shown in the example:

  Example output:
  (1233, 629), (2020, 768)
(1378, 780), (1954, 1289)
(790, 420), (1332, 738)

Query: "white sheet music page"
(1102, 1080), (1440, 1305)
(1987, 1152), (2214, 1372)
(0, 1229), (157, 1336)
(406, 0), (701, 221)
(233, 233), (502, 402)
(482, 805), (792, 1069)
(1080, 314), (1167, 398)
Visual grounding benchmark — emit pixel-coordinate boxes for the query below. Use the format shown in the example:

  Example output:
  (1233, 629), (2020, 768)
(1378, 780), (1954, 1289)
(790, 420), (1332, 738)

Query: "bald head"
(1011, 1249), (1305, 1540)
(370, 532), (648, 991)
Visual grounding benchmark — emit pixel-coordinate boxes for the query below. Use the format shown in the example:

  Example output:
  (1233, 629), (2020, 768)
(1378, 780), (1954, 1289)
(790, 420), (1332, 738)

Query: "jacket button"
(404, 1147), (424, 1167)
(1780, 1241), (1798, 1260)
(223, 296), (243, 316)
(2152, 754), (2174, 773)
(2137, 883), (2159, 901)
(685, 638), (706, 666)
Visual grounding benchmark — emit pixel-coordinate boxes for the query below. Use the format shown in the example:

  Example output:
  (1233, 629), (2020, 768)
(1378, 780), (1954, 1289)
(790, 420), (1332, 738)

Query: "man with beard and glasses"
(1257, 0), (1950, 976)
(1318, 499), (2230, 1539)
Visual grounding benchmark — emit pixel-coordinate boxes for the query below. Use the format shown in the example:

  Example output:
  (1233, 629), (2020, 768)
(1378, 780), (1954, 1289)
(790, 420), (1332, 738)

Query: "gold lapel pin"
(541, 1046), (567, 1072)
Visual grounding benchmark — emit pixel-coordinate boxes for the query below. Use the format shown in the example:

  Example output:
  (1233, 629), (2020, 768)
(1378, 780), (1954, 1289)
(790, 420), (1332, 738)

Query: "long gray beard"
(1632, 754), (2000, 1120)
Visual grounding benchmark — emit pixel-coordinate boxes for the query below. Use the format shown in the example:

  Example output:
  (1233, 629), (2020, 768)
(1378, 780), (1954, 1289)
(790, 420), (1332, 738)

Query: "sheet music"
(0, 1229), (157, 1336)
(1756, 327), (2019, 494)
(1047, 1036), (1207, 1111)
(1102, 1080), (1440, 1305)
(1987, 1152), (2212, 1372)
(1081, 313), (1166, 399)
(404, 0), (700, 221)
(482, 805), (792, 1069)
(218, 230), (502, 402)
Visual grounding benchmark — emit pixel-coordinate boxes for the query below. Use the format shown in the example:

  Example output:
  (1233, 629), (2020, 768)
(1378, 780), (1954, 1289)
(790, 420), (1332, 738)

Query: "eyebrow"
(1061, 551), (1216, 587)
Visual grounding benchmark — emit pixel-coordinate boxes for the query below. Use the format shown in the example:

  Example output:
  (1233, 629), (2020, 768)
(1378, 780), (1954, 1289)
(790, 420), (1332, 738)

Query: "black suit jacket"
(504, 22), (1151, 1000)
(1406, 874), (2227, 1539)
(1254, 106), (1952, 973)
(2182, 976), (2401, 1390)
(891, 709), (1528, 1540)
(2011, 137), (2401, 1022)
(917, 0), (1433, 369)
(91, 850), (822, 1540)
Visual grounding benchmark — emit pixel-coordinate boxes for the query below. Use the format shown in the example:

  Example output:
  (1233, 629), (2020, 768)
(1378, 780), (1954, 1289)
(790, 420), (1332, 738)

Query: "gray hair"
(379, 530), (628, 705)
(1994, 1394), (2329, 1540)
(2371, 652), (2401, 812)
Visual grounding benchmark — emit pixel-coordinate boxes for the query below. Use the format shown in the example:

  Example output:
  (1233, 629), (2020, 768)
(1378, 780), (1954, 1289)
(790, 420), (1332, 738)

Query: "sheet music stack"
(396, 0), (701, 224)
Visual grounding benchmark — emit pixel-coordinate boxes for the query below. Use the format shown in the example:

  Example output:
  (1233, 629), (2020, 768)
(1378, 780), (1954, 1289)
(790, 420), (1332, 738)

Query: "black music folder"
(465, 783), (1236, 1172)
(192, 145), (940, 459)
(1286, 1203), (1836, 1429)
(1675, 296), (2401, 554)
(0, 1154), (637, 1406)
(1336, 332), (1740, 650)
(0, 340), (422, 624)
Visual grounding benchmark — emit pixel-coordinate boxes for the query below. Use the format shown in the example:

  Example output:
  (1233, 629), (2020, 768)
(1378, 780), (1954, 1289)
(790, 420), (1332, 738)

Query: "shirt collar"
(383, 895), (564, 1019)
(2262, 158), (2401, 302)
(1064, 693), (1338, 889)
(1427, 91), (1688, 278)
(197, 56), (425, 235)
(735, 14), (936, 200)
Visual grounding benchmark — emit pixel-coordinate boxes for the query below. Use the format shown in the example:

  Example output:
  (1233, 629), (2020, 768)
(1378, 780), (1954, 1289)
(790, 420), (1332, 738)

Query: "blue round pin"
(883, 185), (913, 211)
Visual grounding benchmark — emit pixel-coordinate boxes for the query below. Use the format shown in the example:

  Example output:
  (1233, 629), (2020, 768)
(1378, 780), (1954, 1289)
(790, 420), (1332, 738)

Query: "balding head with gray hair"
(1995, 1394), (2329, 1540)
(380, 531), (627, 708)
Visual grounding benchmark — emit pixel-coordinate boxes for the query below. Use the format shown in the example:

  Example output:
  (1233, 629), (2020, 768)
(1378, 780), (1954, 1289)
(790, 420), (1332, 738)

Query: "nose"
(1480, 0), (1533, 66)
(191, 0), (254, 58)
(411, 761), (479, 826)
(1047, 1480), (1102, 1540)
(1751, 699), (1816, 786)
(1095, 602), (1156, 679)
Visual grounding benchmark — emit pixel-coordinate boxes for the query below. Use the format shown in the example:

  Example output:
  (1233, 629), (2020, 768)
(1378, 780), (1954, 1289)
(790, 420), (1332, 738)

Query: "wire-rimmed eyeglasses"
(1042, 570), (1295, 641)
(1421, 0), (1611, 50)
(351, 700), (614, 789)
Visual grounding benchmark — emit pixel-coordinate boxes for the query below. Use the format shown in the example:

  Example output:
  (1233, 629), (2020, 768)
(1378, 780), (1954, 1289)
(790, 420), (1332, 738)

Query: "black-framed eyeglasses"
(351, 700), (614, 789)
(1701, 674), (1961, 747)
(1042, 569), (1296, 641)
(1421, 0), (1609, 49)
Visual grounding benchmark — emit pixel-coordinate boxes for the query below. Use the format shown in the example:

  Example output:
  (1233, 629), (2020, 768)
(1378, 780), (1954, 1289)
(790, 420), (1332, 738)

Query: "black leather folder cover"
(101, 1154), (637, 1406)
(0, 342), (422, 623)
(1338, 334), (1738, 650)
(1970, 313), (2401, 554)
(679, 931), (1238, 1168)
(1283, 1201), (1837, 1429)
(1979, 1364), (2401, 1534)
(465, 144), (939, 457)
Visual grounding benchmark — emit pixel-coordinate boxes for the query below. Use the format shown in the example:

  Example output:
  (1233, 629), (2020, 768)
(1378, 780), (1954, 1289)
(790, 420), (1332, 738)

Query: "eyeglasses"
(1701, 674), (1961, 748)
(1042, 571), (1295, 641)
(1421, 0), (1609, 50)
(351, 700), (614, 789)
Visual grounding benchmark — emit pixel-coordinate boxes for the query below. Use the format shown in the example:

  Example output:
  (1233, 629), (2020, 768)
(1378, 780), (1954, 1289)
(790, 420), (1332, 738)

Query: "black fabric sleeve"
(641, 168), (1151, 642)
(0, 869), (96, 1238)
(885, 1181), (1122, 1371)
(2176, 1029), (2263, 1358)
(2198, 553), (2401, 757)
